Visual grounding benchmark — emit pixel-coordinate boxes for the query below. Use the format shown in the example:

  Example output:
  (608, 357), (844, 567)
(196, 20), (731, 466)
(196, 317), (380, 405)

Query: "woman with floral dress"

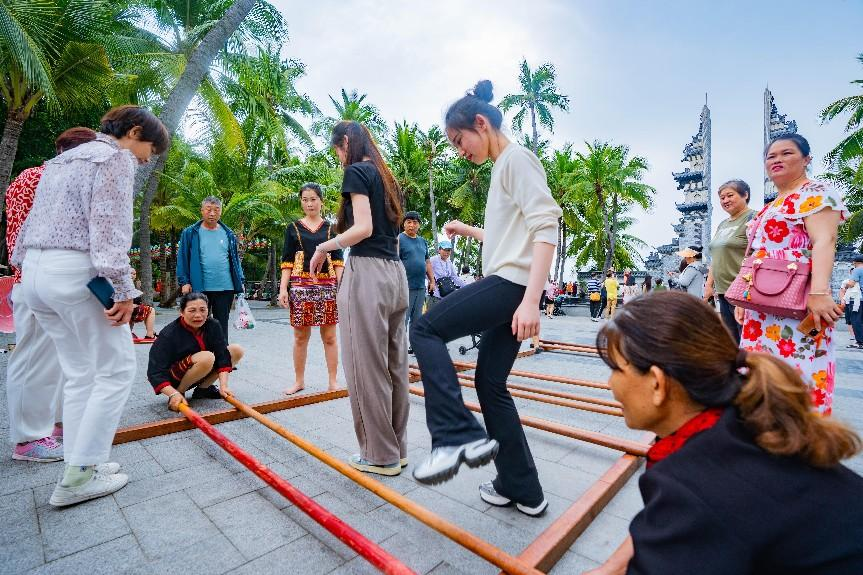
(736, 134), (847, 415)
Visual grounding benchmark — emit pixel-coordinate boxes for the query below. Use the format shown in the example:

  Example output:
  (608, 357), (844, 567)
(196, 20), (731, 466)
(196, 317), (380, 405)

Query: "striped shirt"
(587, 278), (602, 294)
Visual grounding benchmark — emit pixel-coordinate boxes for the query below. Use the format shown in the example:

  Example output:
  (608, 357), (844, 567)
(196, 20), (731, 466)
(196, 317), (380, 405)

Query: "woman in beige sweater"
(410, 80), (562, 517)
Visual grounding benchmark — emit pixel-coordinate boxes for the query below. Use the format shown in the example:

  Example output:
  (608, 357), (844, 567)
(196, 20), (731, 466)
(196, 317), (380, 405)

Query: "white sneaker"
(413, 438), (499, 485)
(95, 462), (121, 475)
(49, 472), (129, 507)
(478, 481), (548, 517)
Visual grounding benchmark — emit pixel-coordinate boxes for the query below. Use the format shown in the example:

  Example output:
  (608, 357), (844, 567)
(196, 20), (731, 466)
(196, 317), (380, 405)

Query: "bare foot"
(284, 383), (305, 395)
(327, 382), (339, 392)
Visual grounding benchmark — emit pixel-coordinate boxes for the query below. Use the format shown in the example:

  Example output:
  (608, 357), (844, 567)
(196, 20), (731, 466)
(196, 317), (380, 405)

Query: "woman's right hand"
(807, 293), (843, 331)
(278, 290), (290, 309)
(734, 305), (745, 325)
(443, 220), (470, 240)
(168, 393), (186, 412)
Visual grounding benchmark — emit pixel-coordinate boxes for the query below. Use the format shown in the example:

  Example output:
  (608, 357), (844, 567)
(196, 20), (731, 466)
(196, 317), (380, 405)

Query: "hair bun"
(471, 80), (494, 103)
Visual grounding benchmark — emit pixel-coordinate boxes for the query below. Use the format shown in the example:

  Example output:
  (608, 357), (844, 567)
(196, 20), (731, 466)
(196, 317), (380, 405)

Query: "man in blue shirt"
(398, 211), (435, 354)
(177, 196), (245, 345)
(847, 254), (863, 348)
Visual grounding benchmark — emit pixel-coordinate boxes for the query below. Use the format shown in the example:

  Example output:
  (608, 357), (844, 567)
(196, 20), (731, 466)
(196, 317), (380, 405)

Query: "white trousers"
(19, 249), (136, 466)
(6, 284), (64, 443)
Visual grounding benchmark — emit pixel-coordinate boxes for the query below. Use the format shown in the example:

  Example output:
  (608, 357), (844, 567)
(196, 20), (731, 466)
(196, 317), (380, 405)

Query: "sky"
(268, 0), (863, 262)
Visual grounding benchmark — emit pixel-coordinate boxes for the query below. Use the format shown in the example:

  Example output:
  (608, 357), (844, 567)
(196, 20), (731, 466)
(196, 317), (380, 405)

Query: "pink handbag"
(724, 207), (811, 319)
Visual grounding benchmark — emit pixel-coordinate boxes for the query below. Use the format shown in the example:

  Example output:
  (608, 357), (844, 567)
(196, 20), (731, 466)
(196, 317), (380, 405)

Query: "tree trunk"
(0, 108), (26, 264)
(606, 195), (620, 271)
(138, 154), (166, 305)
(428, 160), (439, 249)
(529, 102), (539, 154)
(269, 243), (278, 306)
(597, 184), (613, 272)
(134, 0), (257, 304)
(558, 219), (568, 284)
(259, 246), (273, 299)
(553, 218), (562, 282)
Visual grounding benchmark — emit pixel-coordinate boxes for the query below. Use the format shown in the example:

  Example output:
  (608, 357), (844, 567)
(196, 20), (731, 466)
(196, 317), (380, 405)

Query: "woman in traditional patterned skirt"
(278, 183), (344, 394)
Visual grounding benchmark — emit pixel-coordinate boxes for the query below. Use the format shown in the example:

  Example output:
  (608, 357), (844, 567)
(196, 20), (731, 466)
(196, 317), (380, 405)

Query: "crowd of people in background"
(3, 96), (863, 574)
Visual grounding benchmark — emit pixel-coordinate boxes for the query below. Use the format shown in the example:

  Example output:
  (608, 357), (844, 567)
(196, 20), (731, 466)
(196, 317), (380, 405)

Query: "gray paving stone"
(126, 531), (245, 575)
(0, 462), (63, 496)
(110, 441), (155, 466)
(113, 461), (233, 508)
(570, 509), (632, 565)
(227, 534), (344, 575)
(27, 534), (143, 575)
(38, 495), (131, 561)
(427, 560), (471, 574)
(0, 489), (38, 545)
(0, 532), (43, 573)
(144, 436), (214, 472)
(602, 471), (645, 521)
(549, 549), (602, 574)
(184, 460), (297, 509)
(204, 491), (306, 560)
(122, 491), (222, 558)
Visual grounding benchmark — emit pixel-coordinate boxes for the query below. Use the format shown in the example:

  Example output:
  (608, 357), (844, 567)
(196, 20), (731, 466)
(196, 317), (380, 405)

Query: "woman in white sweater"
(411, 80), (562, 517)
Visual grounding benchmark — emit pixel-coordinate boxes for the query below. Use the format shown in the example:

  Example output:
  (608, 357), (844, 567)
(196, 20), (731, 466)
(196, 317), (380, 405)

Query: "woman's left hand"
(309, 248), (326, 276)
(511, 299), (541, 341)
(807, 293), (843, 331)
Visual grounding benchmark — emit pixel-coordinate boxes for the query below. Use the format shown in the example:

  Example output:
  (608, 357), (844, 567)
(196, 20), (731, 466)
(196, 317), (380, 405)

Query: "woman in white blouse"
(12, 105), (169, 507)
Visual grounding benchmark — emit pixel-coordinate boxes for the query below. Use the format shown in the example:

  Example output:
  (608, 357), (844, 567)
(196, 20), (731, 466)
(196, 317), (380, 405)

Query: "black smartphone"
(86, 276), (115, 310)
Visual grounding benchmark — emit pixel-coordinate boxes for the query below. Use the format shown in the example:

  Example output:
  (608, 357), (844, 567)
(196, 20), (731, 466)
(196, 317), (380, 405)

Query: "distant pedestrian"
(428, 239), (464, 307)
(308, 120), (408, 476)
(642, 274), (653, 293)
(278, 183), (344, 394)
(5, 127), (96, 463)
(411, 80), (561, 517)
(12, 105), (169, 506)
(621, 269), (639, 305)
(653, 277), (667, 291)
(398, 210), (435, 354)
(672, 248), (704, 298)
(603, 270), (619, 318)
(544, 279), (556, 318)
(587, 272), (602, 322)
(459, 265), (475, 286)
(177, 196), (245, 342)
(840, 266), (862, 339)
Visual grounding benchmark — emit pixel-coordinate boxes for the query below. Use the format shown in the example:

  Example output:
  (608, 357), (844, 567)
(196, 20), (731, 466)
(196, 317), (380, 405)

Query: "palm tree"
(134, 0), (285, 303)
(567, 200), (648, 270)
(312, 88), (387, 141)
(0, 0), (117, 210)
(445, 157), (491, 269)
(500, 59), (570, 153)
(567, 141), (655, 271)
(418, 125), (448, 248)
(544, 145), (578, 283)
(820, 52), (863, 163)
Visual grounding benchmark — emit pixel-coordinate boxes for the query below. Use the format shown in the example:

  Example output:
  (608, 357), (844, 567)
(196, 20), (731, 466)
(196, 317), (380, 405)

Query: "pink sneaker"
(13, 437), (64, 462)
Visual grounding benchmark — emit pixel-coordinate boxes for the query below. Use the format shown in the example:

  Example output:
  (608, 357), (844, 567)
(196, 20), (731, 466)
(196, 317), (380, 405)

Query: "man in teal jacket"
(177, 196), (245, 341)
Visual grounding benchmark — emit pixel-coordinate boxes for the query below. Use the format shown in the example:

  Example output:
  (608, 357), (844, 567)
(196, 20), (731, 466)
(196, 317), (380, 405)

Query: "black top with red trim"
(146, 317), (232, 394)
(628, 407), (863, 575)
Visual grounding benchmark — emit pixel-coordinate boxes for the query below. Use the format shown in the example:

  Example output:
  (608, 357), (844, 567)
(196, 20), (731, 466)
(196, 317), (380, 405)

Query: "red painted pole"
(178, 404), (417, 575)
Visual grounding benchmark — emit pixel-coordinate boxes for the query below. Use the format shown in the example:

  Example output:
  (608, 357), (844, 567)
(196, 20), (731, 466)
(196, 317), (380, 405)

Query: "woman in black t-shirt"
(309, 121), (409, 477)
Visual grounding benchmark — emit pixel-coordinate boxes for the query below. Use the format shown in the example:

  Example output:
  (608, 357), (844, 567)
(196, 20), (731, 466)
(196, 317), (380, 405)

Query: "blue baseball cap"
(439, 240), (453, 250)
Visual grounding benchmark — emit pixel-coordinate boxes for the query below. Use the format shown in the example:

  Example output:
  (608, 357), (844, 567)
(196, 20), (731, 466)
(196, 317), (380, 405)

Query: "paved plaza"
(1, 302), (862, 574)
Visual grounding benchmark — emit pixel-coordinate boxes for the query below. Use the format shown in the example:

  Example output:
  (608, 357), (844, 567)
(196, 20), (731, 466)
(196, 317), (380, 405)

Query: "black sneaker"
(192, 385), (222, 399)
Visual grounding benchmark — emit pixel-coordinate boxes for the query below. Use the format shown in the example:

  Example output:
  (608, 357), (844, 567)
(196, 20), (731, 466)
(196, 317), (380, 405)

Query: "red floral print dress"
(740, 181), (848, 415)
(5, 165), (44, 283)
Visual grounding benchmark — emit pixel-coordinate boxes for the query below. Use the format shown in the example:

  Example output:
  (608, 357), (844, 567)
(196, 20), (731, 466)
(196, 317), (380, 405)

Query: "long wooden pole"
(408, 386), (648, 456)
(456, 372), (622, 409)
(538, 338), (598, 352)
(448, 361), (611, 391)
(178, 403), (416, 575)
(220, 393), (545, 575)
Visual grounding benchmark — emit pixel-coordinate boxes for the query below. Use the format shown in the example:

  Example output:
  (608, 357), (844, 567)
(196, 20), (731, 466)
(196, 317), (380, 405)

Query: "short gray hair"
(201, 196), (222, 208)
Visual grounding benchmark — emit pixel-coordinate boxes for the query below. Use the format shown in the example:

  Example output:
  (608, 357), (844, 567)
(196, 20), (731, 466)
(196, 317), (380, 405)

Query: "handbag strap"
(742, 203), (773, 260)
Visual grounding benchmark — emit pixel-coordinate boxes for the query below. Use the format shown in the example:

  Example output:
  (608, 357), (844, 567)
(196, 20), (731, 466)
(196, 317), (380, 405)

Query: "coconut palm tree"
(311, 88), (387, 141)
(567, 141), (654, 271)
(567, 200), (648, 270)
(418, 125), (449, 248)
(133, 0), (286, 303)
(445, 157), (491, 269)
(544, 145), (578, 283)
(820, 52), (863, 163)
(0, 0), (118, 212)
(500, 59), (570, 153)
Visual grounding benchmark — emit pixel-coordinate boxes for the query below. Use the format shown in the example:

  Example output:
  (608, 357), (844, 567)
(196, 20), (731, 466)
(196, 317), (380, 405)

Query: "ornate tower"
(763, 88), (798, 203)
(645, 104), (712, 274)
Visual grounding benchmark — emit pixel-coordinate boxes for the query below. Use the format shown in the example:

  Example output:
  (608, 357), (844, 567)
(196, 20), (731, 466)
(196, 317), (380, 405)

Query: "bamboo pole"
(447, 361), (612, 391)
(456, 372), (622, 409)
(177, 403), (416, 575)
(538, 338), (598, 352)
(408, 386), (649, 456)
(221, 393), (545, 575)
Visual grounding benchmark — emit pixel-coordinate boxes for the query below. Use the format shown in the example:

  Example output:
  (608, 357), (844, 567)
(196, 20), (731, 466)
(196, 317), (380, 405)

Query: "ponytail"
(735, 354), (861, 467)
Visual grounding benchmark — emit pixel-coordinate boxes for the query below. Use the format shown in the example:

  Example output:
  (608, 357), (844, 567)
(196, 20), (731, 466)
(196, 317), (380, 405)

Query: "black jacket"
(628, 408), (863, 575)
(147, 317), (232, 394)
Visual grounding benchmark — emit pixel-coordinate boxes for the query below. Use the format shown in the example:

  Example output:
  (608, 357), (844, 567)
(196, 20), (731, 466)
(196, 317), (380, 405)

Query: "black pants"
(410, 275), (544, 507)
(204, 290), (234, 342)
(589, 298), (601, 318)
(717, 294), (741, 344)
(850, 304), (863, 345)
